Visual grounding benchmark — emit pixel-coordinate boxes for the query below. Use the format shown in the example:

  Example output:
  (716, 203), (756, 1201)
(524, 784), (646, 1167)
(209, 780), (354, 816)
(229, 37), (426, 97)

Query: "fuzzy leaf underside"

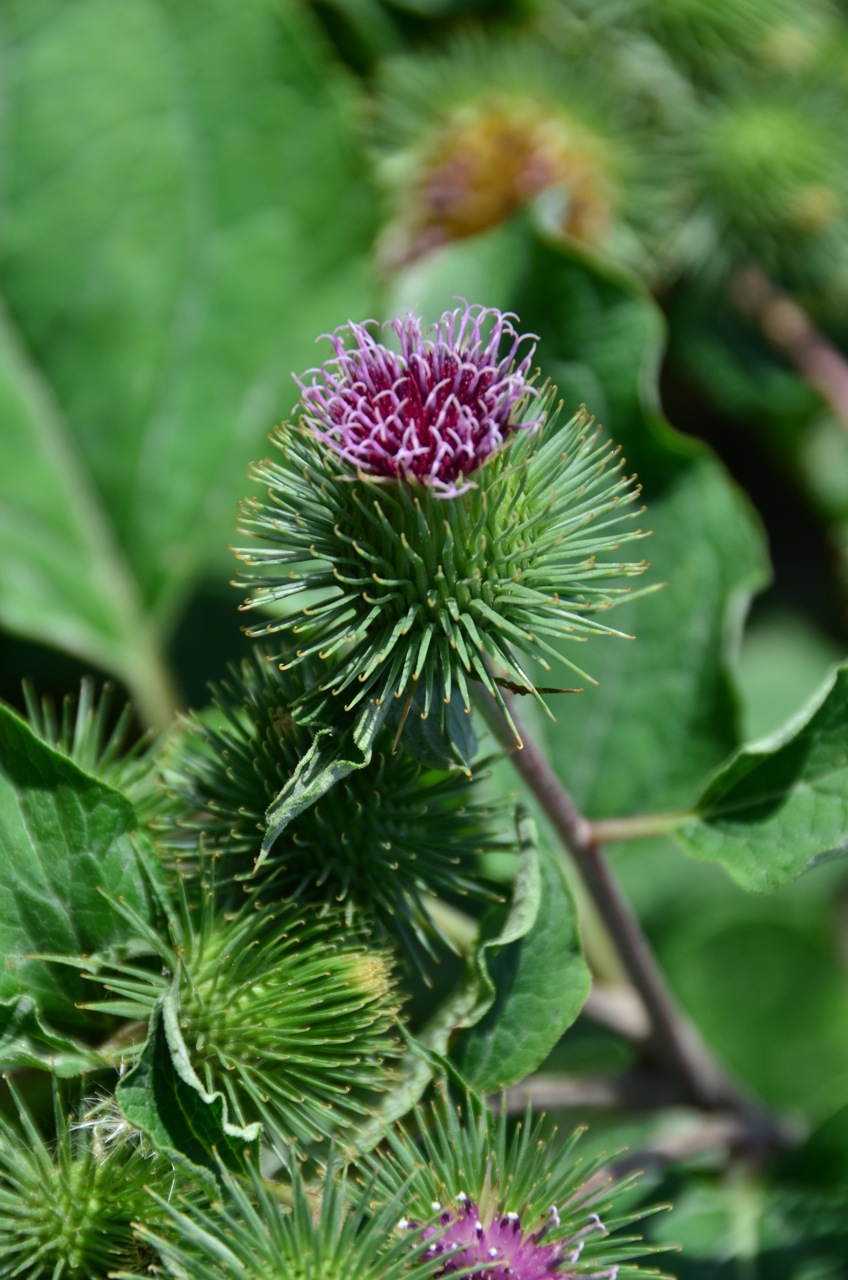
(117, 992), (261, 1182)
(0, 703), (148, 1030)
(670, 661), (848, 892)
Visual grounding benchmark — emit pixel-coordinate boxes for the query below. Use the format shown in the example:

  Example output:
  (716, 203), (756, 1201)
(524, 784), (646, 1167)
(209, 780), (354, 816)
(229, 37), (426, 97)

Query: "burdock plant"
(0, 295), (682, 1278)
(235, 303), (650, 742)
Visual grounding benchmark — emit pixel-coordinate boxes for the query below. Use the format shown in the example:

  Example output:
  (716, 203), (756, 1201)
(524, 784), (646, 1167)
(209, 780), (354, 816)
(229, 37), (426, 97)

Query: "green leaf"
(670, 662), (848, 892)
(348, 810), (590, 1152)
(736, 608), (844, 740)
(117, 991), (261, 1181)
(0, 702), (148, 1031)
(0, 302), (169, 723)
(261, 699), (390, 858)
(0, 995), (108, 1077)
(347, 811), (542, 1154)
(0, 0), (375, 720)
(454, 832), (591, 1091)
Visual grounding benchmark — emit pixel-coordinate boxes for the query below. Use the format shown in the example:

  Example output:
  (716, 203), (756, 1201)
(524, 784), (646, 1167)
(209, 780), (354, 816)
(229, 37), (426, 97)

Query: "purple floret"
(295, 303), (541, 495)
(399, 1195), (619, 1280)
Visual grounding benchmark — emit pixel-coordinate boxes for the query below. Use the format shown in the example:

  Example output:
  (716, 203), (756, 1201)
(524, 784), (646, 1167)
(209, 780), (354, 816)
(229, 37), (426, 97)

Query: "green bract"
(159, 651), (504, 959)
(633, 0), (833, 78)
(119, 1157), (447, 1280)
(23, 678), (166, 829)
(678, 86), (848, 288)
(235, 403), (650, 744)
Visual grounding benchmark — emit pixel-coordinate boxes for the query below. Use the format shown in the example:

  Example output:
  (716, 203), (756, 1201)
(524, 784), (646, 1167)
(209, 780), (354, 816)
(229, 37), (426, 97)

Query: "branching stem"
(477, 687), (788, 1153)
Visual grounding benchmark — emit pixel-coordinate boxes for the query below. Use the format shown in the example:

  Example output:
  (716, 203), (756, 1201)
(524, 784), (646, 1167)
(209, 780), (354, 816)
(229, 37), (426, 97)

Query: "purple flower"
(399, 1195), (618, 1280)
(295, 303), (541, 495)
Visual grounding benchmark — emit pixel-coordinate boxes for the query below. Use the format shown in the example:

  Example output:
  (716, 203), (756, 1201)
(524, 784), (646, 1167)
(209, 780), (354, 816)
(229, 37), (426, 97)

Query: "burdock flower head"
(236, 303), (650, 741)
(372, 1091), (670, 1280)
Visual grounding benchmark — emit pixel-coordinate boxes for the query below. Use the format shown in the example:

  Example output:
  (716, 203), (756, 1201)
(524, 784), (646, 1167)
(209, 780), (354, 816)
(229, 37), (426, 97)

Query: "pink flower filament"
(399, 1194), (618, 1280)
(295, 304), (541, 495)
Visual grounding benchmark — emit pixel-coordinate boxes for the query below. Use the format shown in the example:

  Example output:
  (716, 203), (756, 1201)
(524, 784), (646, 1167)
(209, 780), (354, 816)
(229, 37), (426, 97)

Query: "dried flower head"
(372, 37), (662, 277)
(371, 1091), (671, 1280)
(235, 304), (651, 742)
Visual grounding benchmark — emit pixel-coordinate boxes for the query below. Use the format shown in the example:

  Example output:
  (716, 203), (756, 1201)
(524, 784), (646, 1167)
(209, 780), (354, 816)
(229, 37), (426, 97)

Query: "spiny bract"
(0, 1083), (183, 1279)
(119, 1157), (449, 1280)
(159, 650), (504, 961)
(235, 304), (650, 743)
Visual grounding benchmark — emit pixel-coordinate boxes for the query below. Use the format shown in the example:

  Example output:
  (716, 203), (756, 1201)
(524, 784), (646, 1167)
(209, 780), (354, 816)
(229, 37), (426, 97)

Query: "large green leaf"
(0, 304), (168, 720)
(0, 0), (375, 722)
(0, 702), (147, 1030)
(513, 236), (770, 817)
(669, 662), (848, 892)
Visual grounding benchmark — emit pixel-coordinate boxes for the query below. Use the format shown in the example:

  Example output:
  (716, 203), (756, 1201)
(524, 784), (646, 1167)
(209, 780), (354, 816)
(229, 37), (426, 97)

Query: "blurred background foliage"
(2, 0), (848, 1274)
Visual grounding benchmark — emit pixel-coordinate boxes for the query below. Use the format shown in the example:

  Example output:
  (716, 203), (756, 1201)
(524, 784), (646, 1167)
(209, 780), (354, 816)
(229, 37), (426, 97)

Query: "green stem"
(123, 634), (184, 732)
(731, 266), (848, 431)
(586, 811), (687, 847)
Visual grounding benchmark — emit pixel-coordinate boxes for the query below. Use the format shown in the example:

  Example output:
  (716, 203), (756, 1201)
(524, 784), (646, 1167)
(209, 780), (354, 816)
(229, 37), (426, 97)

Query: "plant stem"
(478, 687), (787, 1149)
(586, 811), (685, 846)
(124, 633), (184, 732)
(730, 266), (848, 430)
